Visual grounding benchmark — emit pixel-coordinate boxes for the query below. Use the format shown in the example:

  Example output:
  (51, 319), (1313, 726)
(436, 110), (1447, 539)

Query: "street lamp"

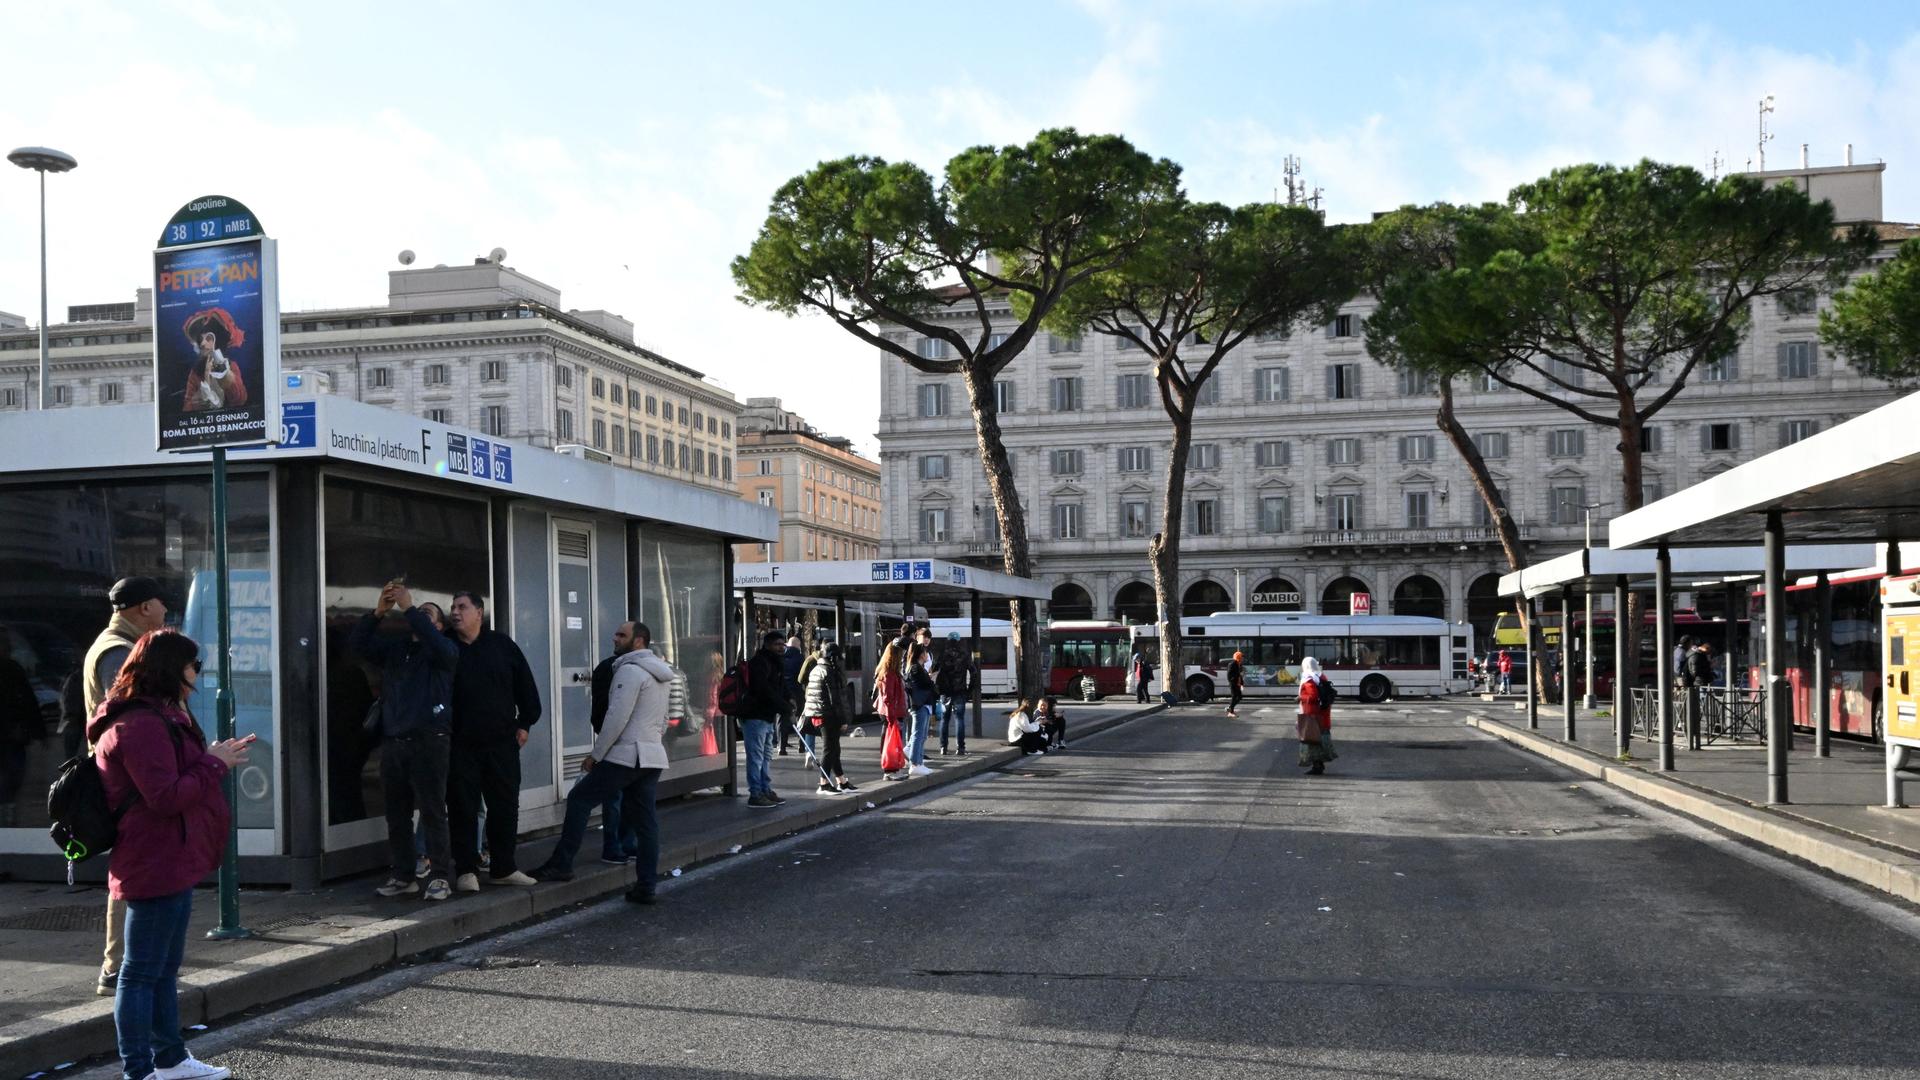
(1581, 501), (1612, 709)
(8, 146), (78, 410)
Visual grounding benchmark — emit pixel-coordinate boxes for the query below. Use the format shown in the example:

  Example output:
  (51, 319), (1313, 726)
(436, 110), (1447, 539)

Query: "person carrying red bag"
(872, 638), (909, 779)
(1296, 656), (1338, 776)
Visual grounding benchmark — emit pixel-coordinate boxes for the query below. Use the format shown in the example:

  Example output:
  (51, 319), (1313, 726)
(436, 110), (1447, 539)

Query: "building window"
(1476, 371), (1501, 393)
(426, 408), (449, 424)
(758, 490), (774, 507)
(680, 442), (692, 469)
(555, 366), (573, 388)
(610, 384), (624, 405)
(0, 389), (16, 408)
(1777, 288), (1817, 317)
(1048, 334), (1081, 354)
(1549, 485), (1585, 526)
(1194, 379), (1220, 407)
(1050, 449), (1084, 476)
(1118, 446), (1152, 473)
(692, 410), (703, 430)
(483, 360), (504, 382)
(722, 421), (731, 439)
(1255, 440), (1290, 468)
(916, 337), (949, 360)
(758, 459), (771, 475)
(1398, 371), (1436, 396)
(1255, 367), (1289, 402)
(49, 384), (68, 406)
(1398, 434), (1434, 463)
(1473, 488), (1509, 527)
(994, 379), (1016, 414)
(1405, 490), (1431, 529)
(369, 367), (392, 389)
(1780, 419), (1817, 446)
(557, 410), (575, 440)
(484, 405), (506, 435)
(1642, 480), (1665, 504)
(918, 383), (948, 418)
(1052, 502), (1082, 539)
(1191, 443), (1220, 470)
(1327, 363), (1360, 400)
(1476, 432), (1508, 459)
(1327, 437), (1361, 466)
(1329, 493), (1360, 531)
(1328, 313), (1357, 338)
(919, 454), (949, 481)
(1545, 357), (1583, 388)
(1259, 496), (1291, 534)
(1779, 341), (1816, 379)
(1190, 498), (1217, 536)
(694, 451), (708, 476)
(645, 395), (658, 416)
(1640, 426), (1663, 453)
(100, 382), (122, 403)
(919, 507), (949, 542)
(677, 405), (688, 425)
(722, 459), (733, 481)
(1702, 353), (1739, 382)
(1114, 329), (1138, 351)
(1547, 429), (1585, 457)
(648, 435), (660, 463)
(1116, 373), (1150, 409)
(1702, 422), (1741, 452)
(421, 363), (447, 386)
(1049, 376), (1083, 412)
(591, 419), (607, 449)
(985, 332), (1011, 352)
(1122, 499), (1150, 538)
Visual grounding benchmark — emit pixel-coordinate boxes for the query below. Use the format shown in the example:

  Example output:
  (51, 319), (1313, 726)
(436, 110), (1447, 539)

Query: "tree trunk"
(1150, 403), (1195, 702)
(1616, 394), (1647, 698)
(961, 364), (1043, 700)
(1435, 378), (1545, 697)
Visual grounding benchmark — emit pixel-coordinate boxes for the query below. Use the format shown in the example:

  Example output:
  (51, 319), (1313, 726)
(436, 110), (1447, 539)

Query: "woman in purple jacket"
(88, 629), (253, 1080)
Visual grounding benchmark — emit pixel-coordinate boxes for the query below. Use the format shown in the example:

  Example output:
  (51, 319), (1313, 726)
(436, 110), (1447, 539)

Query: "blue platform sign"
(491, 443), (513, 484)
(870, 562), (891, 582)
(469, 437), (492, 478)
(446, 432), (469, 476)
(911, 561), (932, 581)
(277, 400), (316, 449)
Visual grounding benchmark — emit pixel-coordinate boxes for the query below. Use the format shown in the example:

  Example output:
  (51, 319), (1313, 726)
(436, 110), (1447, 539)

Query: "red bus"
(1748, 572), (1883, 740)
(1047, 620), (1132, 697)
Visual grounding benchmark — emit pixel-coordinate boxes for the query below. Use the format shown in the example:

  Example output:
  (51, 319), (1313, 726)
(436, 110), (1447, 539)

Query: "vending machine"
(1876, 574), (1920, 805)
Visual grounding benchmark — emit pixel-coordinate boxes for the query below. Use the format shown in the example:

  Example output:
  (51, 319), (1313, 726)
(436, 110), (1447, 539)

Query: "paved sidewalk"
(1468, 702), (1920, 903)
(0, 701), (1160, 1077)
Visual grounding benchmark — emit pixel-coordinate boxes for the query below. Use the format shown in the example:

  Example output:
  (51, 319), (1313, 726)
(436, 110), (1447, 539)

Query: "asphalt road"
(99, 703), (1920, 1078)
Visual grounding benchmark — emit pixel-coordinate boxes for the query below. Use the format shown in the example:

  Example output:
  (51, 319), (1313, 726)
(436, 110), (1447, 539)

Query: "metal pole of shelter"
(207, 446), (248, 939)
(742, 589), (756, 658)
(968, 589), (983, 742)
(1764, 510), (1789, 804)
(1723, 581), (1739, 695)
(1525, 596), (1538, 730)
(35, 169), (48, 409)
(1560, 586), (1575, 740)
(902, 583), (915, 627)
(1655, 543), (1674, 772)
(1813, 572), (1831, 758)
(1613, 575), (1630, 758)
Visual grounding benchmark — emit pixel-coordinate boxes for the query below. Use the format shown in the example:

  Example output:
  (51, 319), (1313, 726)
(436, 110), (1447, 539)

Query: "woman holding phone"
(89, 629), (253, 1080)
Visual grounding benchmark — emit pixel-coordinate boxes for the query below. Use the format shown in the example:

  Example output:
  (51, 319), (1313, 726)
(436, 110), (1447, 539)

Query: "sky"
(4, 0), (1919, 458)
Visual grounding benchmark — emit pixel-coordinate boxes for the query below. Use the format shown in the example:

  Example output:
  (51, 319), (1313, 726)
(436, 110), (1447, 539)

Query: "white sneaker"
(151, 1053), (231, 1079)
(454, 872), (480, 893)
(375, 877), (419, 898)
(908, 764), (933, 777)
(490, 870), (537, 886)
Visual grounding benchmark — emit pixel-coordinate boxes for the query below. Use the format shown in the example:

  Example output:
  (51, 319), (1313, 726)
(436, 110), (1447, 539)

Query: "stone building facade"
(734, 397), (883, 564)
(875, 166), (1915, 640)
(0, 258), (740, 494)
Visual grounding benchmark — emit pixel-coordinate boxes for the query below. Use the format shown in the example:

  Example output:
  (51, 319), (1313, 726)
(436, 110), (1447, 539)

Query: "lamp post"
(8, 146), (78, 409)
(1581, 502), (1612, 709)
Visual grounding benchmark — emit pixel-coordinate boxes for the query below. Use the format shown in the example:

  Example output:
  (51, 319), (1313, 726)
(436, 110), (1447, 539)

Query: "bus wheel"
(1359, 674), (1391, 703)
(1186, 677), (1214, 704)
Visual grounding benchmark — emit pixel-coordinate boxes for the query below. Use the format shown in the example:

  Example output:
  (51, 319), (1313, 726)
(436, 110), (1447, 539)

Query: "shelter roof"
(1498, 544), (1878, 599)
(734, 558), (1048, 602)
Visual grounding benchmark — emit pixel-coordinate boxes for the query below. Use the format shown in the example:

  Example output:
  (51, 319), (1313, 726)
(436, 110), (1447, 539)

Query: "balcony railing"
(1305, 524), (1537, 548)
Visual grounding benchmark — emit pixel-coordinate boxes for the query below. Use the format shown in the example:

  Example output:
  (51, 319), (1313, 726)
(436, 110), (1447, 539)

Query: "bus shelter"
(1498, 544), (1874, 767)
(0, 395), (774, 886)
(733, 558), (1048, 739)
(1610, 388), (1920, 805)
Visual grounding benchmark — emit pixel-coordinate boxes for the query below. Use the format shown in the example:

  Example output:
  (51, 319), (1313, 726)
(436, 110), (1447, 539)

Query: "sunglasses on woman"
(188, 659), (203, 674)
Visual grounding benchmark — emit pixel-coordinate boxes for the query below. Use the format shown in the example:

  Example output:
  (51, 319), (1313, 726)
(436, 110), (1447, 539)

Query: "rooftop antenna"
(1282, 155), (1304, 205)
(1709, 150), (1723, 180)
(1756, 95), (1776, 171)
(1308, 184), (1325, 213)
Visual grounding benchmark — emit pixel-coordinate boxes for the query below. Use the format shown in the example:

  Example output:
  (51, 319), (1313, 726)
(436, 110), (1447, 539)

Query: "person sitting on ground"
(1036, 695), (1066, 751)
(1006, 698), (1049, 755)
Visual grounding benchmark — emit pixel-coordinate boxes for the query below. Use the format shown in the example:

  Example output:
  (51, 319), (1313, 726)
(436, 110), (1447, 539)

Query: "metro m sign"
(1350, 592), (1373, 616)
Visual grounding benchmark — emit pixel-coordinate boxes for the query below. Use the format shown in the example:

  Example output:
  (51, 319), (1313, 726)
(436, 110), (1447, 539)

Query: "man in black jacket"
(446, 590), (543, 889)
(742, 630), (791, 808)
(350, 584), (458, 901)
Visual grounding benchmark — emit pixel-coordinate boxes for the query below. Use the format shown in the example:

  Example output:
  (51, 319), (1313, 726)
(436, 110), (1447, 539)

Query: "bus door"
(1450, 628), (1472, 686)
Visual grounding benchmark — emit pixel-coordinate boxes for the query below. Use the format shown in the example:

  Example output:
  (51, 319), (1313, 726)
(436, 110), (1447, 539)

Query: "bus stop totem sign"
(154, 195), (280, 452)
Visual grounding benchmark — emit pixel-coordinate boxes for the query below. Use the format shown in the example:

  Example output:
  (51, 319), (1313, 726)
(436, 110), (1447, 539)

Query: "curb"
(1464, 715), (1920, 907)
(0, 704), (1163, 1076)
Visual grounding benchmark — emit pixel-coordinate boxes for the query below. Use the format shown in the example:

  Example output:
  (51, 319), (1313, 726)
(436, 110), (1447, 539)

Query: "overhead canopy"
(734, 558), (1048, 603)
(1498, 544), (1879, 600)
(1610, 390), (1920, 549)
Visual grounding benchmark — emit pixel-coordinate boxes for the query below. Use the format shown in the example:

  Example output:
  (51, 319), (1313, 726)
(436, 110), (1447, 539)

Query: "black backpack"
(47, 713), (182, 879)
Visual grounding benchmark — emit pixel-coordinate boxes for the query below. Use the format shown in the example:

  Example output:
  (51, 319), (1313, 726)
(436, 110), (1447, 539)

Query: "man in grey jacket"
(531, 622), (673, 903)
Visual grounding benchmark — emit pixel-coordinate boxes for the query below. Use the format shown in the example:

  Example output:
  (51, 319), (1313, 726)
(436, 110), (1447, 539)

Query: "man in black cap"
(84, 575), (171, 998)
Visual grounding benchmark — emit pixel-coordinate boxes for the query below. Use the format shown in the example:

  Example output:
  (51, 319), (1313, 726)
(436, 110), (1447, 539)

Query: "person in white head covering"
(1296, 657), (1338, 775)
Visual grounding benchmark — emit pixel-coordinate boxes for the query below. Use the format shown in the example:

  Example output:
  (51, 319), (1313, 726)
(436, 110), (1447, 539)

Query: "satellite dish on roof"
(398, 249), (415, 266)
(489, 247), (507, 264)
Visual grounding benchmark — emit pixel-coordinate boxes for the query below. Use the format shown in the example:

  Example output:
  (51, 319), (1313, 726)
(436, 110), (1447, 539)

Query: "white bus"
(928, 617), (1049, 696)
(1132, 612), (1474, 704)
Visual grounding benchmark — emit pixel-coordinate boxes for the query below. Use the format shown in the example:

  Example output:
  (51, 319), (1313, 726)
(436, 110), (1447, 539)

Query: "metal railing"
(1627, 685), (1767, 747)
(1628, 688), (1669, 741)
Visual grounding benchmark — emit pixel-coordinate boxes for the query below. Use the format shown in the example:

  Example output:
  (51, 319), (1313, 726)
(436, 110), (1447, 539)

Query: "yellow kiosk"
(1877, 574), (1920, 806)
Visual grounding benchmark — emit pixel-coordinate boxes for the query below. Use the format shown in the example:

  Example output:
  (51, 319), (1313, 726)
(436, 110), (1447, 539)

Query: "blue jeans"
(741, 718), (776, 795)
(938, 695), (968, 750)
(115, 887), (193, 1080)
(622, 768), (662, 894)
(546, 760), (640, 873)
(908, 703), (934, 765)
(600, 790), (638, 862)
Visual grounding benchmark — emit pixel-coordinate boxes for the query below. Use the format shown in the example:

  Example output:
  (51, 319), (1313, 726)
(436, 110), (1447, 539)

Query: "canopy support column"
(1613, 576), (1630, 758)
(1655, 543), (1674, 771)
(1813, 572), (1831, 758)
(1765, 509), (1789, 804)
(1723, 581), (1739, 695)
(1561, 586), (1575, 741)
(1525, 595), (1539, 730)
(969, 589), (984, 742)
